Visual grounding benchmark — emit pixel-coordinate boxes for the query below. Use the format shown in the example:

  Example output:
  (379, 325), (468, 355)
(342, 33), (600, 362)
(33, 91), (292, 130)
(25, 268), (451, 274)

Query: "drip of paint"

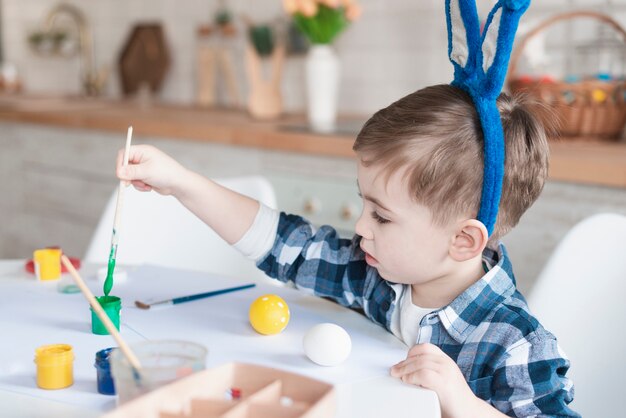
(103, 232), (117, 296)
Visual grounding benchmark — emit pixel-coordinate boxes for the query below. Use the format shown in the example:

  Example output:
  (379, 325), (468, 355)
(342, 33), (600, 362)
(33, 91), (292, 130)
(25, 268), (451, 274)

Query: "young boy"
(117, 85), (578, 417)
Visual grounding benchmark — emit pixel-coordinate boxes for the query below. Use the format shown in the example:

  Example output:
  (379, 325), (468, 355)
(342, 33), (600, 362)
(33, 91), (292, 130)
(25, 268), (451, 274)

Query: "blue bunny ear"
(481, 0), (530, 97)
(446, 0), (470, 67)
(445, 0), (530, 236)
(446, 0), (482, 84)
(481, 4), (503, 74)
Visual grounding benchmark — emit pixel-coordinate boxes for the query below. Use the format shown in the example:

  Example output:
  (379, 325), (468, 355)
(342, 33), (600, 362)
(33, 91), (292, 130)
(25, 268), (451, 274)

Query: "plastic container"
(95, 347), (116, 395)
(110, 340), (207, 404)
(34, 344), (74, 389)
(33, 248), (62, 281)
(91, 296), (121, 335)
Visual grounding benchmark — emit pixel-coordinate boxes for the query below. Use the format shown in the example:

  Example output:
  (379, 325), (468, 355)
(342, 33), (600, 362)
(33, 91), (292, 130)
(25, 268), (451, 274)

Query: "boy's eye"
(371, 211), (390, 224)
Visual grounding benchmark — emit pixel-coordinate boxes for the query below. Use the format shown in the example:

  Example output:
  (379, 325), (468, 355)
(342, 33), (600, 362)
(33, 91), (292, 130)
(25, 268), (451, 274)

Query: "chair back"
(527, 213), (626, 417)
(84, 176), (277, 282)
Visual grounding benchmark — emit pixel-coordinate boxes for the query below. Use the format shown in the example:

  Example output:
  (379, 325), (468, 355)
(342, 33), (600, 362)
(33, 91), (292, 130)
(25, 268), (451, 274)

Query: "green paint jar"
(91, 296), (121, 335)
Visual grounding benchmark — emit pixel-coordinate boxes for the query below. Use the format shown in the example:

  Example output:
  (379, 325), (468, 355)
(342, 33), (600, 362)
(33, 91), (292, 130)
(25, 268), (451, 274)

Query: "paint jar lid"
(35, 344), (74, 366)
(95, 347), (116, 368)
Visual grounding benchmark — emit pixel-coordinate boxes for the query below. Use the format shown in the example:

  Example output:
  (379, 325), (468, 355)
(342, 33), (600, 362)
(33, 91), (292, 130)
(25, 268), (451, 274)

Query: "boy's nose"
(354, 210), (372, 240)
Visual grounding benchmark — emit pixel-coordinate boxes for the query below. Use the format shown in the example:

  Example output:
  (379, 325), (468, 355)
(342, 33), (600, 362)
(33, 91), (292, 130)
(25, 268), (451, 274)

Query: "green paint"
(103, 244), (117, 296)
(91, 295), (121, 335)
(58, 283), (80, 294)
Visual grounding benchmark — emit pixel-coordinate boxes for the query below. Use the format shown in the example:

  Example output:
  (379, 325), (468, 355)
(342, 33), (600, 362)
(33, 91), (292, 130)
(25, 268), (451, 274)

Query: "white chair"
(84, 176), (277, 283)
(527, 213), (626, 418)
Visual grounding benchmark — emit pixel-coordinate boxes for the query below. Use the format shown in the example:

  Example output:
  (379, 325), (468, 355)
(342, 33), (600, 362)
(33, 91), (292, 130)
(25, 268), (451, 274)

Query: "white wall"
(2, 0), (626, 115)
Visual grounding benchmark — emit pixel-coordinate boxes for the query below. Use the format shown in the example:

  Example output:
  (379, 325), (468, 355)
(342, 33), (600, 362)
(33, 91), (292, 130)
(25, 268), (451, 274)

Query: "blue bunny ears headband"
(445, 0), (530, 235)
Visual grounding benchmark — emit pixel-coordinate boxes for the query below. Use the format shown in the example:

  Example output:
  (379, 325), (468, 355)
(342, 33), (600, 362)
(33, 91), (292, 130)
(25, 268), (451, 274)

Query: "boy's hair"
(353, 84), (550, 245)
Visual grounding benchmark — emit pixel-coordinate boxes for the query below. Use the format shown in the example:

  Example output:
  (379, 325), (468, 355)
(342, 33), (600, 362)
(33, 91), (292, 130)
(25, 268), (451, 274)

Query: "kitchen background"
(1, 0), (625, 295)
(2, 0), (625, 113)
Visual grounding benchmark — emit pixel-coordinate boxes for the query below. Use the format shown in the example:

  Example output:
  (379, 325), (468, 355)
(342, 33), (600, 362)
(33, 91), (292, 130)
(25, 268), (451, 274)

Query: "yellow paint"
(34, 344), (74, 389)
(33, 248), (62, 281)
(592, 89), (607, 103)
(249, 294), (290, 335)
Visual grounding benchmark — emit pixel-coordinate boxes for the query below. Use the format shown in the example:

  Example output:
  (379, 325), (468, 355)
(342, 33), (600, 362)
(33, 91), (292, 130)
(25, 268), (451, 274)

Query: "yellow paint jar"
(33, 248), (62, 281)
(34, 344), (74, 389)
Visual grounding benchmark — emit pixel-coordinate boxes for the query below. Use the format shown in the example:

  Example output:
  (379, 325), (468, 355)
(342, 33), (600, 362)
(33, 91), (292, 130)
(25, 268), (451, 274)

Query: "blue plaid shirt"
(258, 213), (579, 418)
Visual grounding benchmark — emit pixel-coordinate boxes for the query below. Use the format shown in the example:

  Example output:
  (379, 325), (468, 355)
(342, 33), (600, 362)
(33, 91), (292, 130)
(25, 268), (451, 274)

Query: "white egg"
(303, 323), (352, 366)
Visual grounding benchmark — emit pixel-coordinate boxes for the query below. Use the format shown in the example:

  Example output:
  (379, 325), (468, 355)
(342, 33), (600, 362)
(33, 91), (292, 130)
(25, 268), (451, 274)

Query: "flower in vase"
(283, 0), (362, 45)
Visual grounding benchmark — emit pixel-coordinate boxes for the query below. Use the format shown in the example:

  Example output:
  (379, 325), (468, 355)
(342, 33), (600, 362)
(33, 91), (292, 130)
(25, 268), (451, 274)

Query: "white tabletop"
(0, 260), (440, 418)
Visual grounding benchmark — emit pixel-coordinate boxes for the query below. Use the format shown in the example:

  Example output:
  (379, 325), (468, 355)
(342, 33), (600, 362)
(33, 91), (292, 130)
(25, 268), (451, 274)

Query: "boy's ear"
(449, 219), (489, 261)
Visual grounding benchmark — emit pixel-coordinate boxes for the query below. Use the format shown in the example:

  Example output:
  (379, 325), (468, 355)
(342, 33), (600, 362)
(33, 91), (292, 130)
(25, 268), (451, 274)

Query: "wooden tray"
(102, 362), (336, 418)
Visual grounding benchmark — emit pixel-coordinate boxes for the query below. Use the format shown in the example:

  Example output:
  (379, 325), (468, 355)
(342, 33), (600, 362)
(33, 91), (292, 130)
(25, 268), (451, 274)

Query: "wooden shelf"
(0, 94), (624, 188)
(549, 139), (626, 188)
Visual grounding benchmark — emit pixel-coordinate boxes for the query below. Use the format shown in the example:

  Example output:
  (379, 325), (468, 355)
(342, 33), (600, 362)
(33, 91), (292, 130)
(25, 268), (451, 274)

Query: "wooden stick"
(61, 255), (142, 370)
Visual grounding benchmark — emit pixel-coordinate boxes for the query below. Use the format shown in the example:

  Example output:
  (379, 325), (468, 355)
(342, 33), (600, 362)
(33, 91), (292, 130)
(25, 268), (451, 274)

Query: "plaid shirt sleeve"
(489, 330), (577, 417)
(256, 213), (369, 309)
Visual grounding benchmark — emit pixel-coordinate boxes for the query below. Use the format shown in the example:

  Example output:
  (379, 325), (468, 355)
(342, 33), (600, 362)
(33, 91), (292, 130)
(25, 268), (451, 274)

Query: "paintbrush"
(61, 255), (142, 373)
(103, 126), (133, 297)
(134, 283), (256, 309)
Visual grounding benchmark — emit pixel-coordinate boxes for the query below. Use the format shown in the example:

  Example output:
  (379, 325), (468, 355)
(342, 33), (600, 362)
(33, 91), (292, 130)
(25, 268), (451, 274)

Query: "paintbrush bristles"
(134, 300), (151, 310)
(60, 255), (142, 370)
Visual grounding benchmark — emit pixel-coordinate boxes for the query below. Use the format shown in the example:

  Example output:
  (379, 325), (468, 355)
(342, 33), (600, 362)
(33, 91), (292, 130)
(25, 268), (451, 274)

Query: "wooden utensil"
(61, 255), (142, 371)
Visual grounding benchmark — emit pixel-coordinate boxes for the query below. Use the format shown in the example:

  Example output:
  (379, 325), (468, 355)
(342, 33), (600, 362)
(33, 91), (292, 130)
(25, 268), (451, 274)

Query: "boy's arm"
(173, 169), (259, 245)
(391, 343), (510, 418)
(391, 335), (579, 418)
(236, 207), (368, 309)
(489, 333), (579, 418)
(119, 146), (374, 311)
(117, 145), (259, 245)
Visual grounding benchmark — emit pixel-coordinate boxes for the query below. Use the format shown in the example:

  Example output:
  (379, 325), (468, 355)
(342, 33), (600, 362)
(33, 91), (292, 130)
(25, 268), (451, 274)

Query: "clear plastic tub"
(110, 340), (207, 404)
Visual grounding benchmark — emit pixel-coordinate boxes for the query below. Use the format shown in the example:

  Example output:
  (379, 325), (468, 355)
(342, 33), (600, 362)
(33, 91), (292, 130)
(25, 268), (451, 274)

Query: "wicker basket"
(507, 11), (626, 141)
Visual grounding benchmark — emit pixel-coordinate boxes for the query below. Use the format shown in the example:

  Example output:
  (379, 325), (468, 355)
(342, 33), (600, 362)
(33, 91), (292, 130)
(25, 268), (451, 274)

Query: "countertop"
(1, 94), (625, 188)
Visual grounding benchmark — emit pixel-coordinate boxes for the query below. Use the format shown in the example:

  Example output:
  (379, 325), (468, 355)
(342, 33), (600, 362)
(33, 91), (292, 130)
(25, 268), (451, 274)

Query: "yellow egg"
(249, 294), (290, 335)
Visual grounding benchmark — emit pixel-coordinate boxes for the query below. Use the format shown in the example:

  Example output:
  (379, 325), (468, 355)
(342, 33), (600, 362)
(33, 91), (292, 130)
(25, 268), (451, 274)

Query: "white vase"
(305, 45), (340, 133)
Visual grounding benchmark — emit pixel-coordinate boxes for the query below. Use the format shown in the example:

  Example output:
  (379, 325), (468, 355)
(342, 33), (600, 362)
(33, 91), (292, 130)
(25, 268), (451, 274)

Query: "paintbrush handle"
(172, 283), (256, 305)
(104, 127), (133, 297)
(110, 126), (133, 244)
(110, 183), (126, 247)
(61, 255), (142, 370)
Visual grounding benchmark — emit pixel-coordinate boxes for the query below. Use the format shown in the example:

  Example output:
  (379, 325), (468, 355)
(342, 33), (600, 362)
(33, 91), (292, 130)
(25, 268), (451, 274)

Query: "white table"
(0, 260), (440, 418)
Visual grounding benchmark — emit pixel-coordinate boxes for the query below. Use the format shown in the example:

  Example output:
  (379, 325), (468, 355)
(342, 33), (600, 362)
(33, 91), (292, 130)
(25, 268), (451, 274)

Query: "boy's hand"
(116, 145), (188, 196)
(391, 343), (479, 418)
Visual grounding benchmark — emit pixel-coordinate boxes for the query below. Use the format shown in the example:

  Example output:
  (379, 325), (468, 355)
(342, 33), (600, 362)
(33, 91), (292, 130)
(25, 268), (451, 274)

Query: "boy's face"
(355, 159), (455, 285)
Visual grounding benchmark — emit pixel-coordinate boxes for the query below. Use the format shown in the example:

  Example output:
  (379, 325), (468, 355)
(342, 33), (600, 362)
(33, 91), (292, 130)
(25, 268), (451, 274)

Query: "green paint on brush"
(103, 243), (117, 297)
